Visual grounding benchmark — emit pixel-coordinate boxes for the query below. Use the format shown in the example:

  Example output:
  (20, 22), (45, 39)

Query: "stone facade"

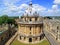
(18, 17), (44, 43)
(0, 24), (16, 45)
(17, 2), (44, 43)
(44, 19), (60, 42)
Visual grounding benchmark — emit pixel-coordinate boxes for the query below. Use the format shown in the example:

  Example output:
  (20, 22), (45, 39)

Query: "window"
(35, 18), (37, 21)
(30, 18), (32, 21)
(1, 37), (3, 42)
(24, 37), (26, 40)
(30, 32), (31, 34)
(25, 18), (26, 21)
(57, 26), (59, 29)
(35, 37), (37, 40)
(29, 38), (32, 42)
(20, 36), (21, 40)
(30, 27), (32, 31)
(30, 11), (31, 13)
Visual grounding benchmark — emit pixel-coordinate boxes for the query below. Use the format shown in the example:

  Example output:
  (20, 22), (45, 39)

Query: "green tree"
(7, 18), (15, 24)
(0, 17), (3, 25)
(0, 15), (17, 27)
(1, 15), (8, 23)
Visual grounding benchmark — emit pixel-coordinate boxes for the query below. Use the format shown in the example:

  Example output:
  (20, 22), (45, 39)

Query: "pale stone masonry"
(17, 2), (44, 43)
(44, 19), (60, 42)
(16, 1), (60, 44)
(0, 24), (16, 45)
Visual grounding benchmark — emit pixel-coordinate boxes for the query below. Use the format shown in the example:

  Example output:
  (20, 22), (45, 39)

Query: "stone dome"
(23, 2), (39, 16)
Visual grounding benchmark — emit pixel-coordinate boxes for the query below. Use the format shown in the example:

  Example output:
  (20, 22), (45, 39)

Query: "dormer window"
(25, 18), (26, 21)
(30, 11), (31, 14)
(30, 18), (32, 21)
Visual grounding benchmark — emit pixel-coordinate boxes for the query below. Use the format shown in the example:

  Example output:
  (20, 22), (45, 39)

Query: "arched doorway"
(29, 38), (32, 42)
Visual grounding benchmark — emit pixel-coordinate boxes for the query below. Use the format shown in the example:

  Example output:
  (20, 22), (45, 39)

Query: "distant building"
(44, 19), (60, 42)
(17, 2), (44, 43)
(0, 24), (16, 45)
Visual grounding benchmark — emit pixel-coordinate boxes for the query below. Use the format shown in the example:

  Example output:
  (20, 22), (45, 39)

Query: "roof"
(22, 2), (39, 17)
(0, 30), (8, 36)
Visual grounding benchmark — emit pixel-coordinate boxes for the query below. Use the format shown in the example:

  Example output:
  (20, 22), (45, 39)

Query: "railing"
(19, 32), (43, 37)
(18, 21), (43, 24)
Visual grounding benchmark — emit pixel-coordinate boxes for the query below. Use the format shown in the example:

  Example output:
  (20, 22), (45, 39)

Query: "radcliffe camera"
(0, 0), (60, 45)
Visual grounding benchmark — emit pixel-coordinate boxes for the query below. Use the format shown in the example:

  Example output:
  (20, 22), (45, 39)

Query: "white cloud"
(2, 0), (47, 16)
(0, 0), (60, 16)
(45, 4), (60, 16)
(33, 4), (46, 11)
(52, 5), (58, 10)
(54, 0), (60, 4)
(46, 0), (60, 16)
(1, 0), (32, 16)
(18, 4), (28, 10)
(2, 3), (60, 16)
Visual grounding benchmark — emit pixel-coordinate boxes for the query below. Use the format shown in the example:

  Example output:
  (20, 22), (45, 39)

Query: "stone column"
(22, 37), (24, 41)
(38, 27), (40, 34)
(32, 26), (34, 35)
(25, 26), (26, 35)
(33, 37), (35, 42)
(32, 38), (33, 42)
(33, 26), (34, 35)
(27, 38), (29, 42)
(26, 26), (27, 33)
(38, 37), (40, 41)
(41, 26), (43, 33)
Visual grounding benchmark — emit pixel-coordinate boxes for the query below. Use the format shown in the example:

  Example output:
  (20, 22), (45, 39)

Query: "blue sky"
(0, 0), (60, 16)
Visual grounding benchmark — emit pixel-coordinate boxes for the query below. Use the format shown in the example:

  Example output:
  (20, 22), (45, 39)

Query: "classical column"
(25, 26), (26, 35)
(38, 27), (40, 35)
(32, 26), (33, 35)
(22, 37), (24, 41)
(38, 37), (40, 41)
(32, 26), (34, 35)
(26, 26), (27, 35)
(41, 26), (42, 33)
(32, 38), (33, 42)
(33, 37), (35, 42)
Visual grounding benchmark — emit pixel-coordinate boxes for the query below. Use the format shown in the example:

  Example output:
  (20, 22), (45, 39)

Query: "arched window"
(57, 26), (59, 29)
(30, 32), (31, 34)
(35, 18), (37, 21)
(24, 37), (26, 40)
(25, 18), (26, 21)
(35, 37), (37, 40)
(29, 38), (32, 42)
(20, 36), (21, 40)
(30, 18), (32, 21)
(1, 37), (3, 42)
(30, 27), (32, 31)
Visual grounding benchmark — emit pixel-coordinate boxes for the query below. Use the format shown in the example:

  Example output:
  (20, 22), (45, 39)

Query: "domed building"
(17, 2), (44, 43)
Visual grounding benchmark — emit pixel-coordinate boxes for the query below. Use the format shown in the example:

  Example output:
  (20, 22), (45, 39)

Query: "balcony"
(19, 32), (43, 37)
(18, 21), (43, 24)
